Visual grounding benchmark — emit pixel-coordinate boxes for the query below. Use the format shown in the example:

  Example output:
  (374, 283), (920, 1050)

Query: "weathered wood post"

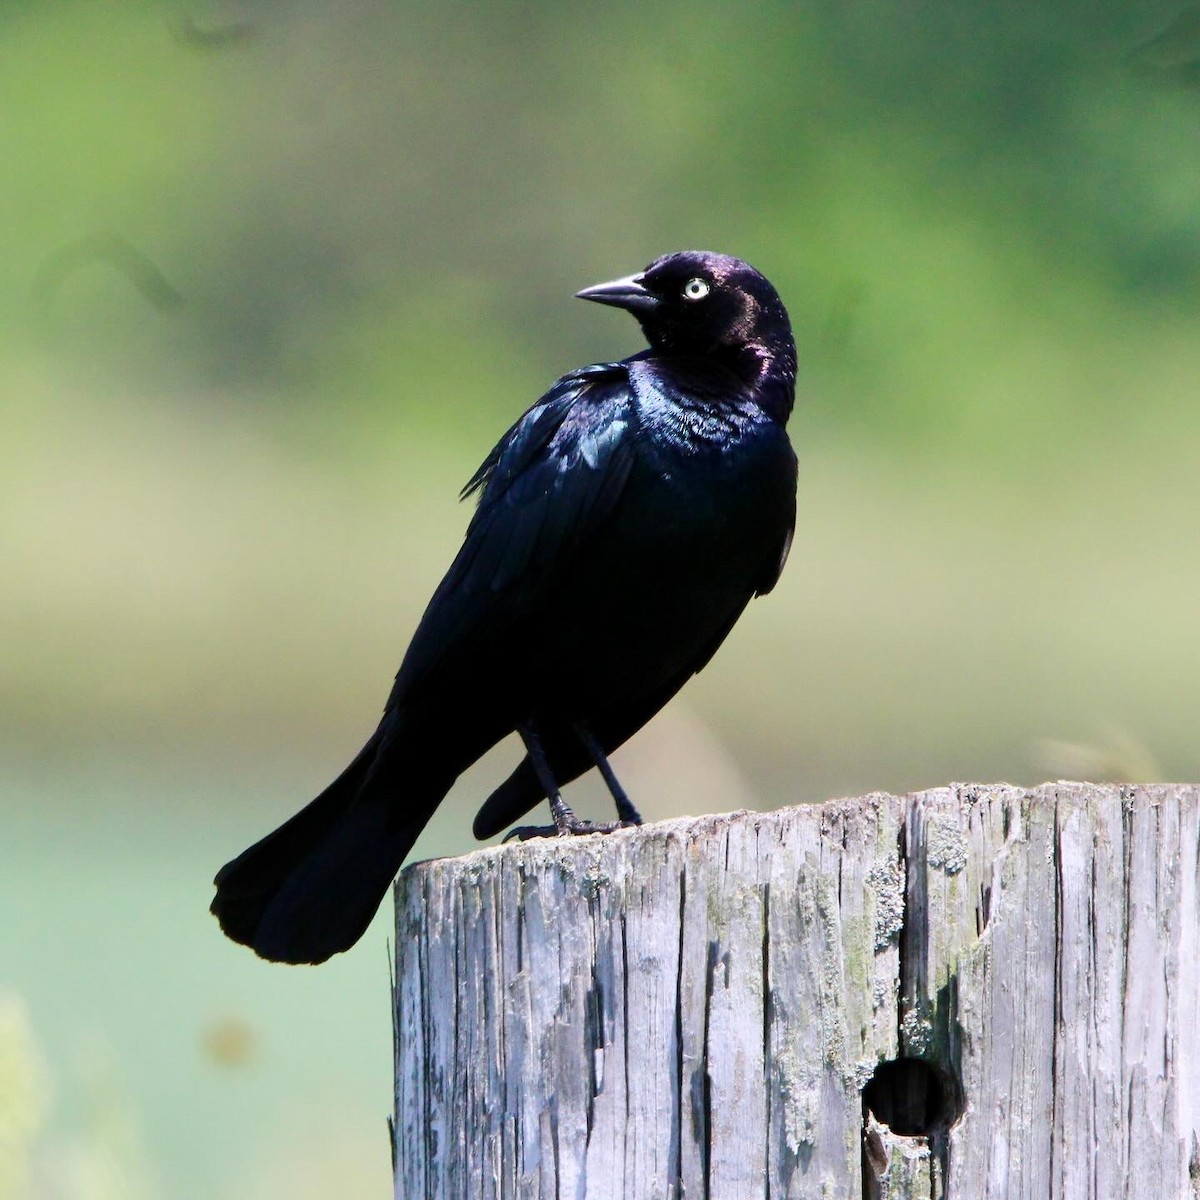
(392, 783), (1200, 1198)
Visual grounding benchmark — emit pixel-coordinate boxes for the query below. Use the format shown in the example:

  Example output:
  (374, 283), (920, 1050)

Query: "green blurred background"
(3, 0), (1199, 1195)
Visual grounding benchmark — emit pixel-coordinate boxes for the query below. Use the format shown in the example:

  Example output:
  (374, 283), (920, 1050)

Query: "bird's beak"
(575, 272), (659, 314)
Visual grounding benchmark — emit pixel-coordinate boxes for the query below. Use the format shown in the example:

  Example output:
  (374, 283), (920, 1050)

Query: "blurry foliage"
(30, 232), (185, 313)
(0, 994), (49, 1200)
(2, 0), (1198, 780)
(3, 0), (1199, 777)
(3, 0), (1198, 494)
(199, 1015), (259, 1070)
(0, 994), (152, 1200)
(1035, 726), (1162, 784)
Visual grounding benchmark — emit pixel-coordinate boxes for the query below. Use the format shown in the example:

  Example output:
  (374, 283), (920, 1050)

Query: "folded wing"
(387, 363), (639, 707)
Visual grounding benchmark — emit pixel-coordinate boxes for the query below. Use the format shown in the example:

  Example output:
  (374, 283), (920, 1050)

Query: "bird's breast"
(487, 364), (797, 717)
(519, 410), (794, 697)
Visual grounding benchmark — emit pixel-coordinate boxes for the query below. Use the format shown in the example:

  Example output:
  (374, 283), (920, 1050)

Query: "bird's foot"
(502, 789), (641, 842)
(614, 799), (644, 826)
(503, 816), (640, 843)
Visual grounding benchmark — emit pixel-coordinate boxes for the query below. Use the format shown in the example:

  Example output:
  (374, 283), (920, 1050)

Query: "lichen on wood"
(394, 783), (1200, 1199)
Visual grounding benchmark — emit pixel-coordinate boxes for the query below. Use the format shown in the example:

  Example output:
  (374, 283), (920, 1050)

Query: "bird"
(211, 250), (798, 963)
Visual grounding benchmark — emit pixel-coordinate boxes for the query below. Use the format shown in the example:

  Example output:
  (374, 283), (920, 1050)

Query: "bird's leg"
(520, 720), (581, 834)
(574, 722), (643, 827)
(504, 721), (630, 841)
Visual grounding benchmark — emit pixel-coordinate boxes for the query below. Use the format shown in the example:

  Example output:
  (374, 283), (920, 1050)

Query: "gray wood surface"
(393, 783), (1200, 1199)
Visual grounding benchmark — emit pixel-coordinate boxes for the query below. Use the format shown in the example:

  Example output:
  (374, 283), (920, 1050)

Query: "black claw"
(503, 824), (556, 842)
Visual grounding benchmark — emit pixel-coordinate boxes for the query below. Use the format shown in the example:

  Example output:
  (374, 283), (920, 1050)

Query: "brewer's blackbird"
(211, 250), (798, 962)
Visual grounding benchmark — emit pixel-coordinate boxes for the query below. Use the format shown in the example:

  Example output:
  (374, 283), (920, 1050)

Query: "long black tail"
(211, 726), (450, 963)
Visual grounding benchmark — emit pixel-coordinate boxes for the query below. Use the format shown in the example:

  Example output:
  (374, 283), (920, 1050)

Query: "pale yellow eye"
(681, 277), (710, 301)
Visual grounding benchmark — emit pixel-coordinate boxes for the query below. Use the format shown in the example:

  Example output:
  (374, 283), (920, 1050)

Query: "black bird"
(211, 250), (798, 963)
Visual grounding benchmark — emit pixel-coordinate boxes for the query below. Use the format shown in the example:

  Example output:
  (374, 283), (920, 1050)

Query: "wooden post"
(392, 783), (1200, 1198)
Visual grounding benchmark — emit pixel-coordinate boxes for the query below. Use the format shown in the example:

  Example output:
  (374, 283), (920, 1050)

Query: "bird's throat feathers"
(635, 331), (796, 426)
(729, 336), (796, 425)
(635, 289), (796, 425)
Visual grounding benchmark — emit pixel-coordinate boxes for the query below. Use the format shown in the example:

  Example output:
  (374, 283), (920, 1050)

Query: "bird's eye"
(681, 278), (710, 301)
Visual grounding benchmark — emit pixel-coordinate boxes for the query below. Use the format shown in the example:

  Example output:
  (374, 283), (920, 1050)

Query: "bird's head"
(575, 250), (795, 392)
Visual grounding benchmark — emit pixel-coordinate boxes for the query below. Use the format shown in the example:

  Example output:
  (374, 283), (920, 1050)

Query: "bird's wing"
(754, 523), (794, 596)
(388, 363), (638, 703)
(752, 439), (797, 597)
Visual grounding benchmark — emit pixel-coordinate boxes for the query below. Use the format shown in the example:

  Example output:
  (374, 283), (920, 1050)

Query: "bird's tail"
(210, 726), (450, 963)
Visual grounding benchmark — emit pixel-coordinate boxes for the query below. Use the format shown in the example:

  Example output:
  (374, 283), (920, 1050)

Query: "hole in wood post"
(861, 1056), (960, 1136)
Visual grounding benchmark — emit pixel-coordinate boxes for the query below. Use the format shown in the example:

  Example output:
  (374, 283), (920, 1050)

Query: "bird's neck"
(722, 335), (796, 425)
(643, 326), (797, 425)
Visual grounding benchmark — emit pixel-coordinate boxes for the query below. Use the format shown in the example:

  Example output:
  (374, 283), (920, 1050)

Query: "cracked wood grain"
(393, 784), (1200, 1199)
